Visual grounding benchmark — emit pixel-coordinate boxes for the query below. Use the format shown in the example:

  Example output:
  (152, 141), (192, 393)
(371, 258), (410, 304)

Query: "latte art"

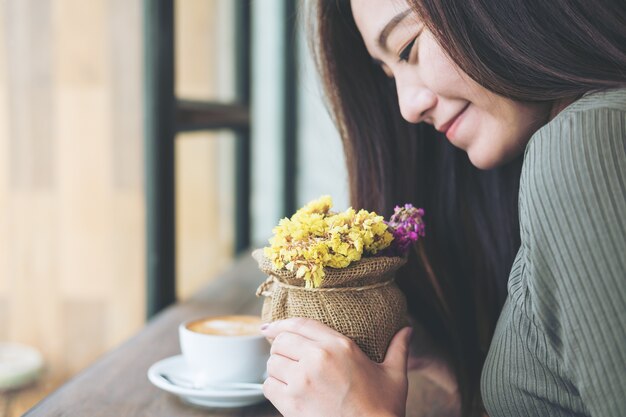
(186, 315), (262, 336)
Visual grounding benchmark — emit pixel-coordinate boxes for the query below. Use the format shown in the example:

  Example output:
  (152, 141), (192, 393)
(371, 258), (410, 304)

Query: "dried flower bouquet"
(254, 196), (425, 362)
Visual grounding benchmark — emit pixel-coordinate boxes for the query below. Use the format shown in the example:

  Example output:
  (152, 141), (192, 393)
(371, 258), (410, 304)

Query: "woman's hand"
(261, 318), (412, 417)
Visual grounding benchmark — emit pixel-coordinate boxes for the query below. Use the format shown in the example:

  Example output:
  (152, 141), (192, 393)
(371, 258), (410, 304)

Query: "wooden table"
(23, 255), (458, 417)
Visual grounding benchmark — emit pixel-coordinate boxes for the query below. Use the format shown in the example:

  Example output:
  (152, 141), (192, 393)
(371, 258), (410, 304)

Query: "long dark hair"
(310, 0), (626, 416)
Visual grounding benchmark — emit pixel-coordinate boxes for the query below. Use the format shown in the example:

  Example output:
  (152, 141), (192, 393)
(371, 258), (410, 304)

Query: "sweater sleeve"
(524, 106), (626, 416)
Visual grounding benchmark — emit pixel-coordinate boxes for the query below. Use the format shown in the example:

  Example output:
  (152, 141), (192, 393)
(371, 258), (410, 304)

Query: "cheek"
(417, 35), (466, 91)
(466, 105), (547, 169)
(466, 124), (522, 169)
(417, 34), (456, 85)
(497, 103), (551, 148)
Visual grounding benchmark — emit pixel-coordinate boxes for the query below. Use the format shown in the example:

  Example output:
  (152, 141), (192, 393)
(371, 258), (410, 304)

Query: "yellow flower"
(264, 196), (392, 288)
(293, 195), (333, 217)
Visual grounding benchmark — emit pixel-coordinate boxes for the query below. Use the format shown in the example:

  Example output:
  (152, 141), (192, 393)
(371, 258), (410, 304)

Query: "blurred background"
(0, 0), (348, 414)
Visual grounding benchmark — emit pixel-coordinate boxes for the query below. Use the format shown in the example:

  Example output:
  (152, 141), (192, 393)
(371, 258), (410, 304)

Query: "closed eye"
(398, 26), (424, 63)
(398, 37), (417, 62)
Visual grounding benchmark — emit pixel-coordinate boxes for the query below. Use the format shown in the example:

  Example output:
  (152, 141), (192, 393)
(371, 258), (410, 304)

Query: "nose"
(395, 81), (437, 124)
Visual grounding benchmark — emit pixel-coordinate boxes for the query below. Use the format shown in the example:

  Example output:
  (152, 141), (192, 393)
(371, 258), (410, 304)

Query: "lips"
(437, 103), (470, 135)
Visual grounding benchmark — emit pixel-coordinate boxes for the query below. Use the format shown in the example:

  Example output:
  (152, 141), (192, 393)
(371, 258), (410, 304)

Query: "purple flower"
(385, 204), (425, 256)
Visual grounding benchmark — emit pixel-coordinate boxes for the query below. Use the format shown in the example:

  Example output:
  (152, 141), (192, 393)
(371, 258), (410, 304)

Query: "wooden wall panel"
(62, 299), (107, 376)
(110, 0), (142, 190)
(0, 0), (146, 413)
(108, 193), (145, 341)
(6, 0), (55, 189)
(0, 0), (233, 414)
(57, 89), (113, 298)
(0, 297), (7, 340)
(54, 0), (107, 87)
(0, 0), (9, 297)
(6, 193), (60, 358)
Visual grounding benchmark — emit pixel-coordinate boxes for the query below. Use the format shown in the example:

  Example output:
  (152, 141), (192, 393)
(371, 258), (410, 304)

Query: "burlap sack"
(253, 249), (409, 363)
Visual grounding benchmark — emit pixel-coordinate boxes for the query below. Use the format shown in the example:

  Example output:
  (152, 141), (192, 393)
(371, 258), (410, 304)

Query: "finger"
(383, 327), (413, 372)
(263, 375), (287, 404)
(270, 331), (315, 361)
(263, 376), (293, 416)
(266, 353), (299, 385)
(261, 317), (345, 344)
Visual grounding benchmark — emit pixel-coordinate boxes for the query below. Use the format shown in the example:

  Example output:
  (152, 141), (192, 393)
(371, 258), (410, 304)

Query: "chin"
(466, 138), (524, 170)
(467, 149), (505, 170)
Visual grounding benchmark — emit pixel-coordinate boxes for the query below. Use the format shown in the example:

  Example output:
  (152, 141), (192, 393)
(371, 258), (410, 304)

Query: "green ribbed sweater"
(481, 88), (626, 416)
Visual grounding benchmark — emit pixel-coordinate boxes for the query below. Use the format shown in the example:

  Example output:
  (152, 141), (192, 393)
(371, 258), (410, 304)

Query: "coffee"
(186, 315), (262, 337)
(180, 315), (270, 384)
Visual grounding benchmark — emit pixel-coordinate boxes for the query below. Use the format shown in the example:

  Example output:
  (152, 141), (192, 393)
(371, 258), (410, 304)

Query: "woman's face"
(351, 0), (553, 169)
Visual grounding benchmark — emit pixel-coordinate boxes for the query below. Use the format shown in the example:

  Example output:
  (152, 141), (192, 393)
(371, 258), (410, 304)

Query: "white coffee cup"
(179, 315), (270, 385)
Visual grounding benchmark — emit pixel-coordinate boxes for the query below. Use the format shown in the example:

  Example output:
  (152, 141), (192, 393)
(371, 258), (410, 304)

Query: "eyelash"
(398, 36), (417, 62)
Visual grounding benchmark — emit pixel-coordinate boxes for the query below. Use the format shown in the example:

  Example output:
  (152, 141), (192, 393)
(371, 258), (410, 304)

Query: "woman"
(261, 0), (626, 416)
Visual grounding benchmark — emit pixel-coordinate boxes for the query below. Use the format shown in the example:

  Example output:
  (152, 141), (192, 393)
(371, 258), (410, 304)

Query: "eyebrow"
(377, 8), (413, 51)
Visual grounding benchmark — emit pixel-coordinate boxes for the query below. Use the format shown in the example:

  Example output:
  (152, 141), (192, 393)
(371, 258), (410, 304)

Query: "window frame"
(143, 0), (298, 318)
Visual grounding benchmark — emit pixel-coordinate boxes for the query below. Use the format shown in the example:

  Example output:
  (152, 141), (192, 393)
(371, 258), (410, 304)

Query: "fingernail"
(260, 323), (269, 331)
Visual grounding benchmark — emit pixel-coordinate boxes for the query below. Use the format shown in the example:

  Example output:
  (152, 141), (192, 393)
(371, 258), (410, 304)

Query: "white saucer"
(147, 355), (267, 408)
